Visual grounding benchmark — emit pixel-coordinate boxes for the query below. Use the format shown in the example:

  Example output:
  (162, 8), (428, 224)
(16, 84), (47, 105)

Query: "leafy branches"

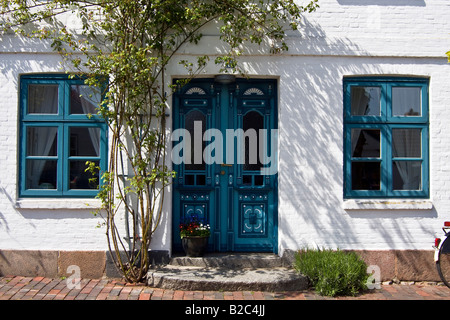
(1, 0), (318, 283)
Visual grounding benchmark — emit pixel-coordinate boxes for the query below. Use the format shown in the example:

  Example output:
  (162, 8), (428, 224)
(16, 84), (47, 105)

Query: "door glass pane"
(70, 85), (101, 115)
(351, 87), (381, 116)
(243, 111), (263, 171)
(351, 129), (380, 158)
(393, 161), (421, 190)
(26, 127), (57, 156)
(28, 84), (58, 114)
(196, 175), (206, 186)
(185, 175), (195, 185)
(185, 110), (206, 171)
(26, 159), (57, 189)
(70, 127), (100, 157)
(351, 162), (381, 190)
(254, 175), (264, 186)
(392, 129), (421, 158)
(243, 175), (252, 185)
(392, 87), (421, 117)
(69, 160), (99, 189)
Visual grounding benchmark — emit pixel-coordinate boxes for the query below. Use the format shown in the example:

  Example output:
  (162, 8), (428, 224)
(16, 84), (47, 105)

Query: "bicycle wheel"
(437, 236), (450, 288)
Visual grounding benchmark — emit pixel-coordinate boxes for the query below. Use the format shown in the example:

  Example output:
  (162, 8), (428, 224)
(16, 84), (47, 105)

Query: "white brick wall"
(1, 0), (450, 255)
(0, 53), (108, 251)
(274, 55), (450, 253)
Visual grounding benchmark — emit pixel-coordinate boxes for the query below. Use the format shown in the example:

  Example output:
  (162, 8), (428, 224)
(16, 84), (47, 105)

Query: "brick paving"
(1, 276), (450, 300)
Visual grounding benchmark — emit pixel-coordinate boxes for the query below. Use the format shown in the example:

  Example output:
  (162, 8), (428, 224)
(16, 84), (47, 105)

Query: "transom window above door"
(19, 74), (108, 197)
(343, 77), (429, 199)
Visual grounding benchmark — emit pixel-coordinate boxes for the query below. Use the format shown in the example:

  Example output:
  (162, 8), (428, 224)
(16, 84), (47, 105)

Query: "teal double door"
(172, 78), (278, 253)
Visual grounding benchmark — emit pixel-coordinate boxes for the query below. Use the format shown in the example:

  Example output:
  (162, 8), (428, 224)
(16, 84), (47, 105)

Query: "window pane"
(392, 129), (421, 158)
(185, 175), (195, 185)
(392, 87), (421, 117)
(70, 127), (100, 157)
(26, 127), (57, 156)
(69, 160), (99, 189)
(351, 87), (381, 116)
(254, 175), (264, 186)
(28, 84), (58, 114)
(243, 111), (264, 171)
(243, 175), (252, 185)
(185, 110), (206, 171)
(70, 85), (101, 115)
(351, 162), (381, 190)
(393, 161), (421, 190)
(196, 175), (206, 185)
(351, 129), (380, 158)
(26, 159), (57, 189)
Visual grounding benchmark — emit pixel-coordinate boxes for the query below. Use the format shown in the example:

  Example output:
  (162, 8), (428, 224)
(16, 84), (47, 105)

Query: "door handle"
(221, 163), (232, 167)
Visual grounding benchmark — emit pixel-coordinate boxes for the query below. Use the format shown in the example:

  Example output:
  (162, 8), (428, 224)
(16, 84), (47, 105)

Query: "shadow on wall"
(0, 39), (107, 245)
(0, 36), (61, 79)
(243, 17), (440, 251)
(0, 11), (445, 254)
(336, 0), (426, 6)
(0, 34), (169, 252)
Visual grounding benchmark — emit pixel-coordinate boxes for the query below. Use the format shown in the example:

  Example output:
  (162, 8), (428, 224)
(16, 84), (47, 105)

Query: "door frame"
(171, 77), (278, 254)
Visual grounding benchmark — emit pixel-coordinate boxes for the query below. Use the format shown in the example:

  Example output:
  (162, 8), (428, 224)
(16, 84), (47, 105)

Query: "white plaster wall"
(0, 53), (109, 250)
(275, 56), (450, 253)
(0, 0), (450, 253)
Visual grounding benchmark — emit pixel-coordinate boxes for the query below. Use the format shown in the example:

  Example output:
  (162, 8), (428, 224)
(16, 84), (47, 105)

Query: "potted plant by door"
(179, 216), (211, 257)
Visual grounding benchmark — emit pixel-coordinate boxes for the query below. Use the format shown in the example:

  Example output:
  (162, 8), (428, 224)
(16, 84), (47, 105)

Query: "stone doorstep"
(169, 252), (291, 268)
(147, 265), (308, 291)
(147, 253), (309, 292)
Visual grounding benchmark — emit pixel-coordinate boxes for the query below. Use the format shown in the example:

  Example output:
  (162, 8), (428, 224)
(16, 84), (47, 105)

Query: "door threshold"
(169, 252), (287, 268)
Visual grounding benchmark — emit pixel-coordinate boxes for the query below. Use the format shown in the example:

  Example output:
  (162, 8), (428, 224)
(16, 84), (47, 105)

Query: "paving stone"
(1, 275), (450, 300)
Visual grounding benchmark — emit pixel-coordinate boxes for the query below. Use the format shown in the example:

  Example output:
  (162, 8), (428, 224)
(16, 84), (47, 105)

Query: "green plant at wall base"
(1, 0), (318, 283)
(294, 248), (369, 297)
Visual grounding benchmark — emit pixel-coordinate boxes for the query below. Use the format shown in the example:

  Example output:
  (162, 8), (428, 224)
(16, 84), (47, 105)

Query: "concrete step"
(147, 253), (308, 291)
(170, 252), (289, 268)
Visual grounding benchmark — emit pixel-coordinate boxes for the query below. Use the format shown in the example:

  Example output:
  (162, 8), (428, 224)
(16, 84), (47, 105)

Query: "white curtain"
(392, 87), (421, 116)
(391, 88), (422, 190)
(392, 129), (421, 190)
(350, 87), (370, 156)
(27, 85), (58, 189)
(73, 85), (101, 156)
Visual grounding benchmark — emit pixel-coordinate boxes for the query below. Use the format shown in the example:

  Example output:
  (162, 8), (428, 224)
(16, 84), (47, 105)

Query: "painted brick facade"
(1, 0), (450, 280)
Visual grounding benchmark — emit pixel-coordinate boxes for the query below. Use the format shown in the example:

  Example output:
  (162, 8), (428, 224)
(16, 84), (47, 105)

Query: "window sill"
(343, 199), (433, 210)
(15, 198), (102, 210)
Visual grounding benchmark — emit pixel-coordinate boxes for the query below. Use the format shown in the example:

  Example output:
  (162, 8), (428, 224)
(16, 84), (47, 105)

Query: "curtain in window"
(392, 87), (421, 116)
(27, 86), (58, 189)
(391, 88), (422, 190)
(73, 85), (101, 155)
(350, 88), (370, 155)
(392, 129), (421, 190)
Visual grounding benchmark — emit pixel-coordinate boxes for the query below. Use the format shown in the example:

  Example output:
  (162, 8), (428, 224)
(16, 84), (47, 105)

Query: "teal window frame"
(343, 77), (429, 199)
(19, 74), (108, 198)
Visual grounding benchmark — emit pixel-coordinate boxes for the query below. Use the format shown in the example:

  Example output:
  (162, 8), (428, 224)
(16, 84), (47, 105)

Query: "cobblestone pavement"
(1, 276), (450, 300)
